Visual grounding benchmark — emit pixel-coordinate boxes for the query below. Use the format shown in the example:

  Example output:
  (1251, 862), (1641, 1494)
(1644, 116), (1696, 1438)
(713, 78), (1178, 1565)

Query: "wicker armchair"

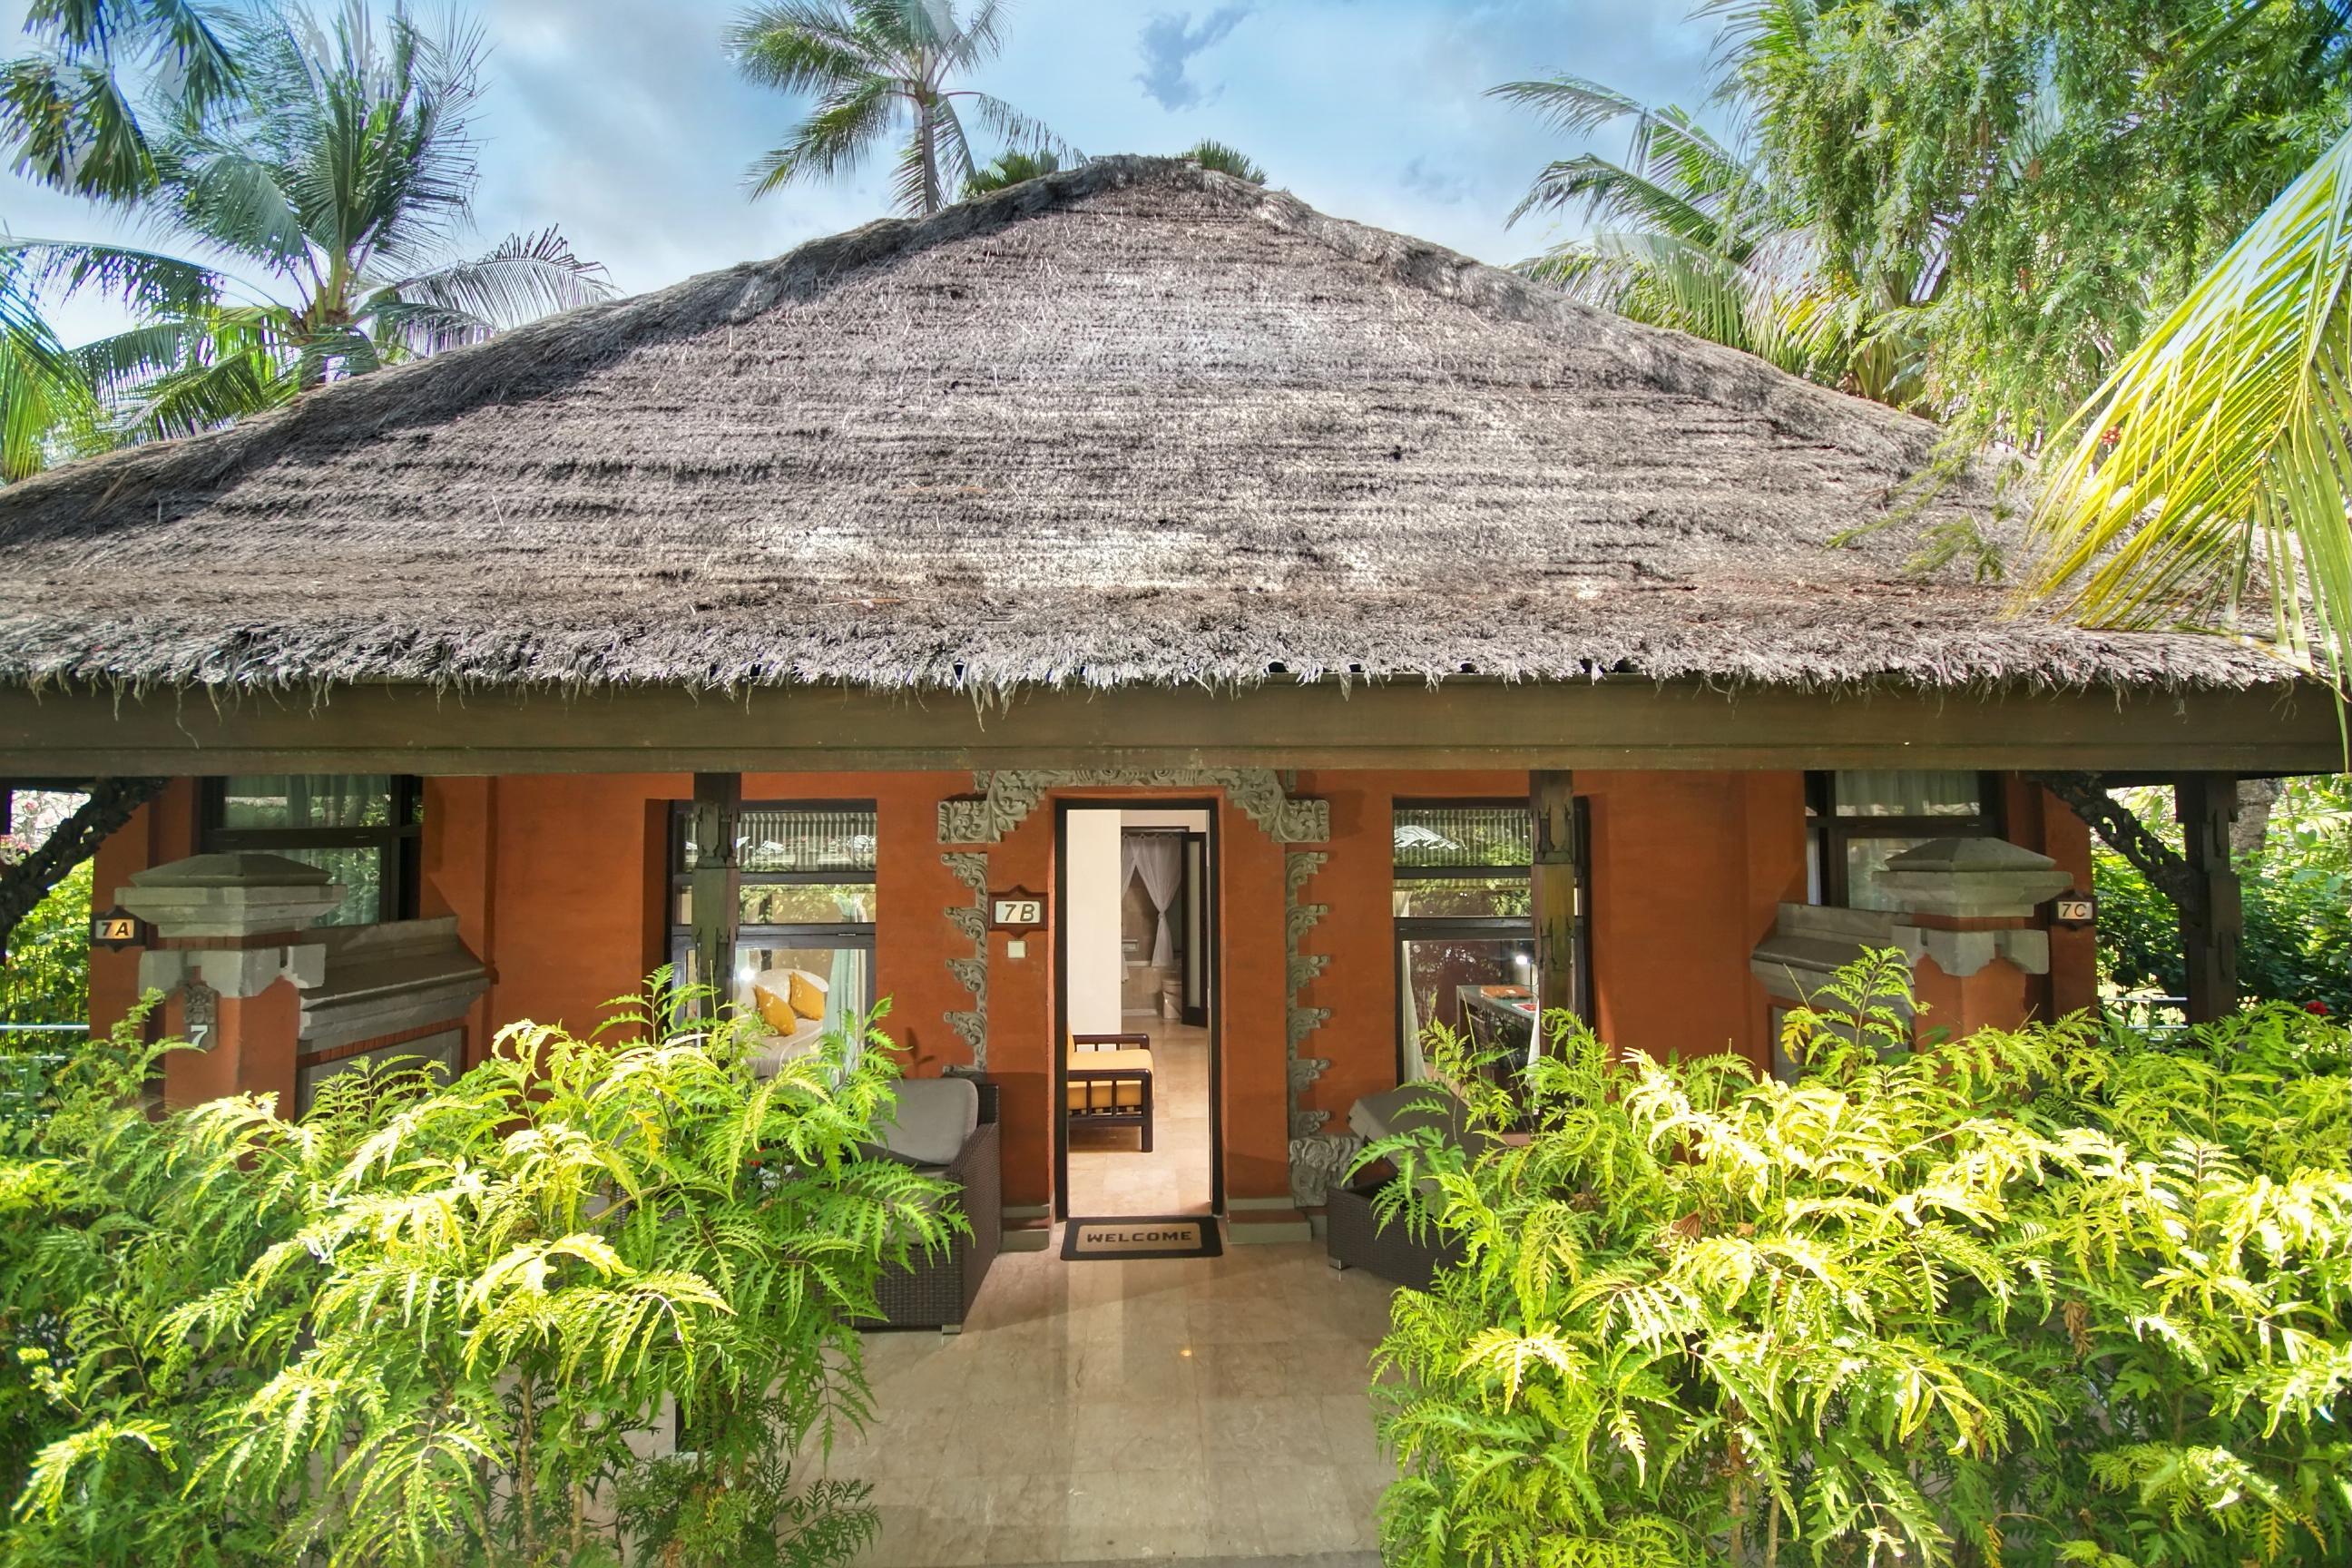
(1325, 1083), (1485, 1289)
(1324, 1176), (1465, 1289)
(869, 1079), (1001, 1334)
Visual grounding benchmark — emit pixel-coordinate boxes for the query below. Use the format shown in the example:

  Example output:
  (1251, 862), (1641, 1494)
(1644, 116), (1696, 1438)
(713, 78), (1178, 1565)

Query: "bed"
(1065, 1031), (1154, 1152)
(745, 966), (829, 1076)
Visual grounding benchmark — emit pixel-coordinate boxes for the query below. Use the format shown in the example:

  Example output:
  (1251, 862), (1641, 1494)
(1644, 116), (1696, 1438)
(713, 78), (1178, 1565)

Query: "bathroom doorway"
(1053, 801), (1220, 1220)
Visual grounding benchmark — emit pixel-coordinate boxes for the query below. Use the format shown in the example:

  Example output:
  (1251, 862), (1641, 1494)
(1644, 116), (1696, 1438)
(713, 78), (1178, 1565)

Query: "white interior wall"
(1064, 808), (1125, 1035)
(1120, 808), (1210, 830)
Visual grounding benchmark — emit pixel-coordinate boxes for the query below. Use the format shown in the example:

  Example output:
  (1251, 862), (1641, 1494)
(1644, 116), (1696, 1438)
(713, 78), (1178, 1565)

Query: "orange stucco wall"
(420, 772), (975, 1066)
(1288, 769), (1808, 1148)
(83, 769), (2098, 1216)
(87, 779), (197, 1038)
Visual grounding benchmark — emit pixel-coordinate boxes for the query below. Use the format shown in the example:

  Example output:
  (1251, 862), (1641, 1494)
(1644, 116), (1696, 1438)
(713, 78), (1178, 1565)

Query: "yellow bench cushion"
(1066, 1046), (1152, 1112)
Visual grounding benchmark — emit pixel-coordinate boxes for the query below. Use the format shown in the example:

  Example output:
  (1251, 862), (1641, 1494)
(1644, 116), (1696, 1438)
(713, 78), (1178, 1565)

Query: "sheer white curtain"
(1398, 946), (1429, 1082)
(1121, 833), (1184, 969)
(826, 947), (867, 1073)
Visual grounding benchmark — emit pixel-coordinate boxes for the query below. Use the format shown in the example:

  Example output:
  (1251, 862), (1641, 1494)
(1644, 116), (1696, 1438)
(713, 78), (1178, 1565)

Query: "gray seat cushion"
(877, 1077), (981, 1166)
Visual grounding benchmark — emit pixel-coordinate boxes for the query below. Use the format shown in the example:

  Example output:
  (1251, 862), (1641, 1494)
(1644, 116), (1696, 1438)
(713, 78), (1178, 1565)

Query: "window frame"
(1390, 796), (1590, 1081)
(198, 776), (423, 924)
(665, 799), (879, 1002)
(1806, 770), (2004, 907)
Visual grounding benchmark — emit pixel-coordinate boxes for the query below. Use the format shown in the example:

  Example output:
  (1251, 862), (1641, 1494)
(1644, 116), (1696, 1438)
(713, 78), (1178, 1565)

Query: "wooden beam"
(2175, 774), (2243, 1024)
(0, 678), (2341, 776)
(1530, 769), (1578, 1044)
(685, 772), (740, 1019)
(2032, 771), (2204, 918)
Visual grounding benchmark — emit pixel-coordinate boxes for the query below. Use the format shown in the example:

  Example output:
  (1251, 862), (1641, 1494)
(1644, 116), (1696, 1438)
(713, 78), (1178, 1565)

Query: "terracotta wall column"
(114, 852), (343, 1109)
(1877, 838), (2076, 1036)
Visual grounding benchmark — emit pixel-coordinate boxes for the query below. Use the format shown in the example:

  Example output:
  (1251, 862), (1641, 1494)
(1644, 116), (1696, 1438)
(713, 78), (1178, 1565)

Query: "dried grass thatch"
(0, 157), (2290, 694)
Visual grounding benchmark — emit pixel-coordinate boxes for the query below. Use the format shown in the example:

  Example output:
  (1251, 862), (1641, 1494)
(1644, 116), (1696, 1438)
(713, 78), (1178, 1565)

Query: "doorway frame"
(1051, 796), (1223, 1221)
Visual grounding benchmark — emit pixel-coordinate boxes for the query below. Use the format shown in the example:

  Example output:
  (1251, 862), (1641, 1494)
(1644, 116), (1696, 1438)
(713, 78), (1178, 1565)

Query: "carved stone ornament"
(1285, 849), (1333, 1153)
(181, 978), (220, 1050)
(935, 770), (1330, 1078)
(941, 851), (990, 1067)
(1288, 1131), (1365, 1210)
(939, 769), (1329, 846)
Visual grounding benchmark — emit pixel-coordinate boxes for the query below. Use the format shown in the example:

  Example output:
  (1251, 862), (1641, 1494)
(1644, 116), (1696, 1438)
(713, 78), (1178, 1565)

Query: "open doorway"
(1054, 803), (1217, 1220)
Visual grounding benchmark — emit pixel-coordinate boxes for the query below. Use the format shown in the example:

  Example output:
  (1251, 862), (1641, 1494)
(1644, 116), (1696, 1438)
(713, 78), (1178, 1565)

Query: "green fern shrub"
(0, 981), (951, 1568)
(1365, 949), (2352, 1568)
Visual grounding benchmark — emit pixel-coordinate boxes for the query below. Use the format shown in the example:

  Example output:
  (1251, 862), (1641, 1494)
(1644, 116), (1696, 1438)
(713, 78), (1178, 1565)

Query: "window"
(669, 803), (876, 1047)
(1806, 771), (1999, 910)
(1392, 801), (1588, 1083)
(201, 775), (421, 926)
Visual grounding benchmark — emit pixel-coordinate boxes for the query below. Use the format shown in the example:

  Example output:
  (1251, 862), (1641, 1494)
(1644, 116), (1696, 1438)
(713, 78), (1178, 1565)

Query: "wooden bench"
(1066, 1031), (1154, 1152)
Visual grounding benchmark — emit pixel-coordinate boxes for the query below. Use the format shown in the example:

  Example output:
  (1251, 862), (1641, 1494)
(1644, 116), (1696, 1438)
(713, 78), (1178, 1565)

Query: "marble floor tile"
(1067, 1022), (1214, 1218)
(1060, 1466), (1211, 1561)
(810, 1240), (1402, 1564)
(1196, 1396), (1337, 1469)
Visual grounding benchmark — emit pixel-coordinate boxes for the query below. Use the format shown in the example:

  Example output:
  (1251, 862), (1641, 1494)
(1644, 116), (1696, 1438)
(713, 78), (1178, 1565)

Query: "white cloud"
(1134, 5), (1254, 112)
(0, 0), (1718, 344)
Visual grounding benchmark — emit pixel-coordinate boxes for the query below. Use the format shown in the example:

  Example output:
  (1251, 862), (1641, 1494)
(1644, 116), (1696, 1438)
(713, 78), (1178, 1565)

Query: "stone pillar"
(115, 853), (343, 1110)
(1876, 838), (2075, 1036)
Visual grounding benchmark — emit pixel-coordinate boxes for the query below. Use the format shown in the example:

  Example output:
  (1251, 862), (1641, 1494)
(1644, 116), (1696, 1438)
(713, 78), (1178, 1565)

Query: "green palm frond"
(2024, 124), (2352, 697)
(746, 76), (897, 199)
(1488, 74), (1650, 140)
(1509, 152), (1733, 249)
(729, 2), (880, 89)
(2, 235), (228, 319)
(0, 0), (241, 203)
(110, 323), (293, 440)
(955, 89), (1071, 163)
(962, 146), (1062, 196)
(369, 228), (612, 353)
(733, 0), (1060, 214)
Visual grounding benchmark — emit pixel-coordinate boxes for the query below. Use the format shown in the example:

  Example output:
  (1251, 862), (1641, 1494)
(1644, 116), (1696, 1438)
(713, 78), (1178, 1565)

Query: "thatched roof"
(0, 157), (2289, 694)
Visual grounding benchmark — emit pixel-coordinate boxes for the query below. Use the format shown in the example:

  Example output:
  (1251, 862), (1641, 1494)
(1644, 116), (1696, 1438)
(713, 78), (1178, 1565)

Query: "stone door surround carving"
(934, 769), (1343, 1200)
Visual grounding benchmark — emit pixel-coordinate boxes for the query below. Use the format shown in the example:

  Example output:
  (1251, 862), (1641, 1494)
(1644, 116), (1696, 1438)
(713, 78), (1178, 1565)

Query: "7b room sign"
(990, 888), (1045, 932)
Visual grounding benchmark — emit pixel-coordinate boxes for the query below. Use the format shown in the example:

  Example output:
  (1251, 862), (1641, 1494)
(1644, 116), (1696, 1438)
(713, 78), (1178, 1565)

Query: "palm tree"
(0, 0), (247, 475)
(1181, 139), (1262, 185)
(9, 3), (610, 450)
(0, 0), (241, 202)
(2024, 124), (2352, 700)
(1490, 74), (1916, 407)
(962, 146), (1061, 197)
(730, 0), (1067, 217)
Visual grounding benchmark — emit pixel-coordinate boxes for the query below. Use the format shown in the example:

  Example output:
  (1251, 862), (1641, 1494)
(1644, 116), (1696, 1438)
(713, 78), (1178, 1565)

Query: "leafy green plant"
(2096, 778), (2350, 1014)
(1, 858), (89, 1028)
(1366, 949), (2351, 1568)
(1181, 139), (1264, 184)
(0, 978), (950, 1568)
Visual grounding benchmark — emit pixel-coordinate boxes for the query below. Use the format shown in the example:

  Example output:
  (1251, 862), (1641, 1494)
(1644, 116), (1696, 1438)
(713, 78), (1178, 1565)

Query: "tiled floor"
(811, 1240), (1398, 1564)
(1066, 1020), (1213, 1218)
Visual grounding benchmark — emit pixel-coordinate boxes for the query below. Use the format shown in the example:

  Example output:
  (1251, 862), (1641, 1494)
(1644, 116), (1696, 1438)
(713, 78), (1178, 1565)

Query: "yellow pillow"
(787, 969), (828, 1022)
(752, 983), (798, 1034)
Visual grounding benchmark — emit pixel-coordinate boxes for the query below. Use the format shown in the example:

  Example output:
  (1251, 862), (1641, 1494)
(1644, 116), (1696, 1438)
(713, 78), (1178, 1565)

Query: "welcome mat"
(1060, 1214), (1222, 1260)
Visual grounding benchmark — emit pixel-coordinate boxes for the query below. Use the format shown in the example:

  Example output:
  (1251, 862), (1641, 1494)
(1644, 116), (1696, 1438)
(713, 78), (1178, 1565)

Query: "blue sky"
(2, 1), (1719, 345)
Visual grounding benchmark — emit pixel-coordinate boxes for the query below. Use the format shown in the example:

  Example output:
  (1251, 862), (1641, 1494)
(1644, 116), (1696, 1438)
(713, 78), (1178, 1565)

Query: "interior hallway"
(818, 1242), (1396, 1566)
(1065, 1021), (1213, 1218)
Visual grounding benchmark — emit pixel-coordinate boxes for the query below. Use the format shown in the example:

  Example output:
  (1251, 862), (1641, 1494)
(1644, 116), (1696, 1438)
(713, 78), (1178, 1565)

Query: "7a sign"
(90, 906), (146, 948)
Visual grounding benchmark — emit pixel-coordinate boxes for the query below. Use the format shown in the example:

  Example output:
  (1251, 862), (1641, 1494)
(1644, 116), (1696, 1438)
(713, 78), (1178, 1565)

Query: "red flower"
(2306, 1001), (2332, 1015)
